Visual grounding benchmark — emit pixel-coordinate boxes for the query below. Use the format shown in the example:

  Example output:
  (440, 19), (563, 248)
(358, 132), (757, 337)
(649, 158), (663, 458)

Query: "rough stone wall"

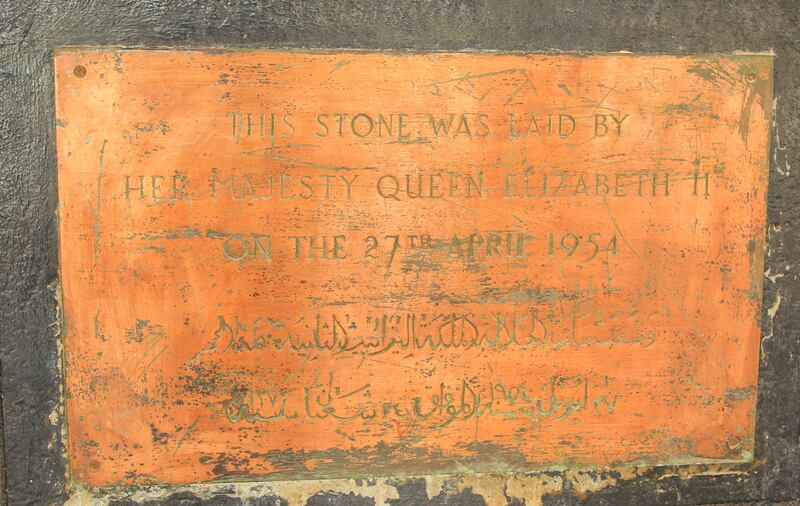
(1, 1), (799, 505)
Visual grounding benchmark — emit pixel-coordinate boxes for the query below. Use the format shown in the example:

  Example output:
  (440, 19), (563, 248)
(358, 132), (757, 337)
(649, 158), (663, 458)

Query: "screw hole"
(73, 65), (87, 78)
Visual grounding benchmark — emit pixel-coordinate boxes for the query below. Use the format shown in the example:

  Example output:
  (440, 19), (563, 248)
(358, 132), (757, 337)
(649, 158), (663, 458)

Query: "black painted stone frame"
(1, 1), (798, 505)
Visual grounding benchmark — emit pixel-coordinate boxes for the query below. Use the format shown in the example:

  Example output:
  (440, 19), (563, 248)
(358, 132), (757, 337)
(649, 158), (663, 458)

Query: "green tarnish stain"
(737, 61), (774, 143)
(662, 94), (719, 119)
(725, 385), (756, 401)
(687, 56), (773, 142)
(136, 226), (202, 240)
(687, 60), (739, 87)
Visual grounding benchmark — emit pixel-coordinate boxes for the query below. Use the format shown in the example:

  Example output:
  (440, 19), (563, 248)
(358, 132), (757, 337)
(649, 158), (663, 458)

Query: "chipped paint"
(63, 463), (772, 505)
(62, 470), (622, 505)
(426, 473), (565, 506)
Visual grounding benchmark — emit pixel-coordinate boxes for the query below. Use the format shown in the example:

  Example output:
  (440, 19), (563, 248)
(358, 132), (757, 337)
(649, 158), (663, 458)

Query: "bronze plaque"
(55, 50), (772, 486)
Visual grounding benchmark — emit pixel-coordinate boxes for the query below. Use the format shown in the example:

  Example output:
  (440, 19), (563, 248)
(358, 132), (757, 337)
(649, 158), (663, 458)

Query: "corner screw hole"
(73, 65), (87, 78)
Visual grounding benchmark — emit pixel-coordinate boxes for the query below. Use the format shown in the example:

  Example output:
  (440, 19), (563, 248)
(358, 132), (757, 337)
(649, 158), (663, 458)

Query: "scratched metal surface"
(2, 1), (799, 505)
(54, 50), (771, 488)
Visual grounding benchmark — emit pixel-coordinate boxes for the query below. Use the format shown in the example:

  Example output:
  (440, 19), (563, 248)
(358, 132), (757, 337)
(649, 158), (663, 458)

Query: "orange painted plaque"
(55, 50), (772, 486)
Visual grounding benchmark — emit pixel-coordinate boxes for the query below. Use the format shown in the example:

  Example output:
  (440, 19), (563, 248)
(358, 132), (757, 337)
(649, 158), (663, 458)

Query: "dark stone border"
(1, 1), (798, 504)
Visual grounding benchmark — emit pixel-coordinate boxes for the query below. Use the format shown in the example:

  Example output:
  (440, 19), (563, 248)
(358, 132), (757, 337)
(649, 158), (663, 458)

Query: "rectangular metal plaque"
(55, 50), (772, 486)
